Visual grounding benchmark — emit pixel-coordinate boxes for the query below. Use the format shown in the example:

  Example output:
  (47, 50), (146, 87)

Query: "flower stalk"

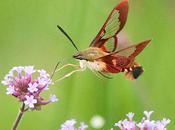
(1, 66), (59, 130)
(12, 103), (25, 130)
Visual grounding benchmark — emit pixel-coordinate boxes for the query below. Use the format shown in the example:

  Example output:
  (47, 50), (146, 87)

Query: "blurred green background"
(0, 0), (175, 129)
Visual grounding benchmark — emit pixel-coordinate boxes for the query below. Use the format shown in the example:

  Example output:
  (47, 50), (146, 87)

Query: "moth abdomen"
(125, 66), (144, 80)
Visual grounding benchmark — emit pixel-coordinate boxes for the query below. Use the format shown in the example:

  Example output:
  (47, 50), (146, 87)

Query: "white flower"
(7, 71), (14, 77)
(137, 122), (145, 129)
(24, 95), (37, 108)
(79, 122), (88, 130)
(28, 82), (38, 93)
(6, 85), (15, 95)
(38, 77), (50, 86)
(90, 115), (105, 129)
(60, 119), (88, 130)
(115, 120), (122, 128)
(114, 111), (170, 130)
(143, 119), (155, 129)
(2, 77), (11, 86)
(161, 118), (171, 126)
(2, 66), (57, 110)
(24, 66), (36, 74)
(122, 119), (136, 129)
(12, 66), (24, 73)
(144, 111), (154, 120)
(126, 112), (134, 121)
(49, 94), (58, 102)
(60, 119), (76, 130)
(38, 69), (50, 78)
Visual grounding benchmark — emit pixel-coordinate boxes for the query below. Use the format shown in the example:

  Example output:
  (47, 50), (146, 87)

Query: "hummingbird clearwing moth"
(55, 0), (151, 82)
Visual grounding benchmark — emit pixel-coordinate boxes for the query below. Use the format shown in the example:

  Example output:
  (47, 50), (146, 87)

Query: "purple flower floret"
(59, 111), (170, 130)
(24, 95), (37, 108)
(114, 111), (170, 130)
(49, 94), (58, 102)
(1, 66), (58, 110)
(59, 119), (88, 130)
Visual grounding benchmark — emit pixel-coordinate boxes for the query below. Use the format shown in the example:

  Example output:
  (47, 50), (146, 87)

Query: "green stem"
(12, 103), (25, 130)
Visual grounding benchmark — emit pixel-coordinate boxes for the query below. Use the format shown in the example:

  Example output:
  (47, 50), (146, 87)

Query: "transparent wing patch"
(102, 10), (120, 39)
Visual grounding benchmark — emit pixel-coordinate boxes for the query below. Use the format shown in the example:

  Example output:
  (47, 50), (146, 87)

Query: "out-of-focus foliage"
(0, 0), (175, 129)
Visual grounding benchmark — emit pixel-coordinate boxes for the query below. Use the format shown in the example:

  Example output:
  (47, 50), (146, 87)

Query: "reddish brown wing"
(98, 55), (130, 73)
(90, 0), (129, 53)
(96, 39), (151, 73)
(113, 39), (151, 59)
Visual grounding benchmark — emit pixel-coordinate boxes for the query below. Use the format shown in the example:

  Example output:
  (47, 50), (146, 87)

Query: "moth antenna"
(51, 61), (61, 79)
(57, 25), (79, 51)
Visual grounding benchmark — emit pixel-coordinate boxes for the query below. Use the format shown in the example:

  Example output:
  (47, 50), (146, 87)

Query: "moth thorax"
(79, 60), (104, 71)
(83, 47), (107, 61)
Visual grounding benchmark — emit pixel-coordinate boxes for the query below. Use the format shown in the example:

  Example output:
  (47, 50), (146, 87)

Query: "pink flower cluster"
(114, 111), (170, 130)
(59, 119), (88, 130)
(59, 111), (170, 130)
(1, 66), (58, 110)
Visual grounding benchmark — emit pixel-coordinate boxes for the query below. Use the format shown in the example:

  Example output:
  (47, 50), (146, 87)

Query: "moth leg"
(98, 71), (113, 79)
(89, 69), (102, 79)
(55, 67), (85, 83)
(56, 64), (79, 73)
(51, 63), (79, 79)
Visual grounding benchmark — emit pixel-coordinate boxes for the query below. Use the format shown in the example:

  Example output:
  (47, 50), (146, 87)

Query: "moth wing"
(95, 39), (151, 73)
(115, 32), (132, 51)
(90, 0), (129, 53)
(113, 39), (151, 59)
(96, 55), (130, 73)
